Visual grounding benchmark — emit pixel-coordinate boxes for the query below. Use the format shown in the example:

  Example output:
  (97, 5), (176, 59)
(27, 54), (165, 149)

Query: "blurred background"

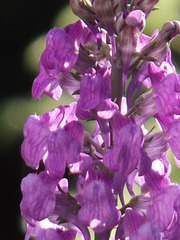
(0, 1), (180, 239)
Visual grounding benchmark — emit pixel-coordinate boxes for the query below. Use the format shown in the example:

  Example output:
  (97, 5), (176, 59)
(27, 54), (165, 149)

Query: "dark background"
(0, 1), (67, 239)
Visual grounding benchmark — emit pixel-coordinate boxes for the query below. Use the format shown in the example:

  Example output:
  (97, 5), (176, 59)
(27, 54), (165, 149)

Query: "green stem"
(125, 106), (136, 117)
(85, 131), (105, 155)
(111, 60), (123, 108)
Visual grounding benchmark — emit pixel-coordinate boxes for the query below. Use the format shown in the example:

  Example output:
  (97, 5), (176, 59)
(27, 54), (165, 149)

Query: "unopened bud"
(125, 10), (145, 32)
(135, 91), (157, 125)
(141, 21), (180, 61)
(93, 0), (115, 35)
(70, 0), (95, 19)
(134, 0), (160, 17)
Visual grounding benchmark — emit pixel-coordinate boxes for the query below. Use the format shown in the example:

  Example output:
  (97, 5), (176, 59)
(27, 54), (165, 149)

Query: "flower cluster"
(20, 0), (180, 239)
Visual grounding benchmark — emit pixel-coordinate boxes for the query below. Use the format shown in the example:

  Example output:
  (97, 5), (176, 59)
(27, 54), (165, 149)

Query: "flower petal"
(96, 99), (118, 119)
(20, 173), (56, 222)
(21, 115), (50, 169)
(78, 180), (120, 233)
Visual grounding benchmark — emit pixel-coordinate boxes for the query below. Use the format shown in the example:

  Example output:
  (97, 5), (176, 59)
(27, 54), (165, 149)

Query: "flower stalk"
(20, 1), (180, 239)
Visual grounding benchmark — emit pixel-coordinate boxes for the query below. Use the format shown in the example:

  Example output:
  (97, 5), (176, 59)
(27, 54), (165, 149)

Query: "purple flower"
(77, 69), (111, 115)
(134, 61), (180, 125)
(20, 1), (180, 239)
(147, 185), (180, 232)
(144, 157), (171, 196)
(117, 185), (180, 239)
(76, 168), (113, 206)
(36, 228), (76, 240)
(21, 103), (85, 179)
(24, 218), (77, 240)
(168, 118), (180, 161)
(143, 132), (169, 160)
(20, 173), (56, 223)
(104, 121), (144, 176)
(141, 21), (180, 61)
(78, 180), (120, 233)
(149, 63), (180, 116)
(129, 222), (161, 240)
(32, 27), (79, 100)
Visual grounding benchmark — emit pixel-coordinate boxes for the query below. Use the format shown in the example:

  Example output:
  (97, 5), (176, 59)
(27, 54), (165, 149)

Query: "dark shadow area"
(0, 1), (66, 239)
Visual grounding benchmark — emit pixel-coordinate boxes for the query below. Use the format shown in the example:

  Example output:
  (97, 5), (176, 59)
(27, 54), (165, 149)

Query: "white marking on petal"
(152, 160), (164, 175)
(64, 61), (70, 69)
(90, 219), (104, 229)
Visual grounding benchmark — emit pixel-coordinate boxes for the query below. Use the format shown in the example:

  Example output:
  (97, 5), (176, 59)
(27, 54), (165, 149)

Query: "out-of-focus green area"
(1, 1), (180, 175)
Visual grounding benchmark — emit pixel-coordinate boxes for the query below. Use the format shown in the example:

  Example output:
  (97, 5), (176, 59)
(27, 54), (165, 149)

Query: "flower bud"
(133, 0), (160, 17)
(143, 132), (168, 160)
(135, 91), (157, 125)
(141, 21), (180, 61)
(93, 0), (115, 35)
(117, 10), (145, 92)
(125, 10), (146, 32)
(70, 0), (95, 19)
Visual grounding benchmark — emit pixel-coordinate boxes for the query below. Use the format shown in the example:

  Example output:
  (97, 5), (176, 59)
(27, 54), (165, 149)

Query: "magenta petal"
(21, 115), (50, 169)
(32, 27), (79, 100)
(154, 73), (180, 116)
(112, 112), (130, 140)
(76, 102), (92, 120)
(32, 62), (63, 100)
(164, 195), (180, 239)
(43, 79), (63, 100)
(78, 180), (120, 233)
(126, 170), (138, 197)
(45, 129), (80, 178)
(96, 99), (118, 119)
(37, 229), (60, 240)
(68, 153), (93, 174)
(79, 73), (109, 110)
(63, 102), (78, 124)
(32, 63), (54, 99)
(59, 72), (80, 95)
(147, 185), (180, 231)
(41, 28), (78, 72)
(113, 172), (126, 206)
(83, 168), (112, 189)
(148, 62), (167, 86)
(37, 229), (62, 240)
(119, 10), (145, 93)
(65, 20), (93, 49)
(123, 208), (146, 237)
(144, 168), (170, 197)
(174, 156), (180, 169)
(168, 119), (180, 160)
(49, 102), (78, 128)
(41, 106), (65, 131)
(104, 123), (143, 176)
(45, 134), (66, 179)
(37, 228), (76, 240)
(64, 120), (85, 149)
(20, 173), (56, 222)
(129, 222), (161, 240)
(138, 150), (152, 176)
